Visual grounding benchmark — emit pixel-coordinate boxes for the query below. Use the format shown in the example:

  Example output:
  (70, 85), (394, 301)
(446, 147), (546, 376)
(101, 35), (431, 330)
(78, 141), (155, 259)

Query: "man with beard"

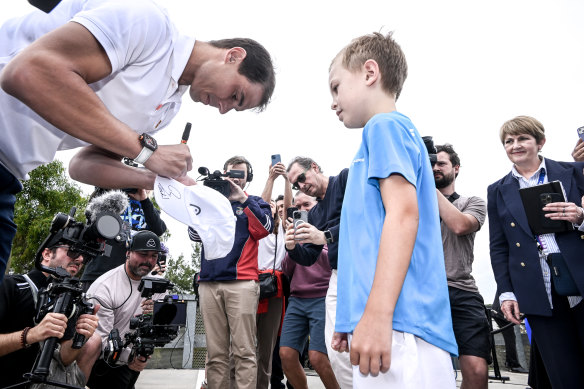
(85, 230), (166, 389)
(434, 144), (490, 389)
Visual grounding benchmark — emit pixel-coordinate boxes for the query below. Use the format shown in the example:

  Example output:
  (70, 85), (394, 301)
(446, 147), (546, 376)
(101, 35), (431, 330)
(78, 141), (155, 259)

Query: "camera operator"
(0, 0), (277, 284)
(85, 230), (166, 389)
(0, 232), (99, 389)
(81, 188), (167, 290)
(189, 156), (273, 389)
(433, 144), (490, 389)
(285, 157), (352, 388)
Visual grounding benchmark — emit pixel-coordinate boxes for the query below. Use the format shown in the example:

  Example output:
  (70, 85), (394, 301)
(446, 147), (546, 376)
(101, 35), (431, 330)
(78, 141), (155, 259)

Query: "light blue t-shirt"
(336, 111), (458, 356)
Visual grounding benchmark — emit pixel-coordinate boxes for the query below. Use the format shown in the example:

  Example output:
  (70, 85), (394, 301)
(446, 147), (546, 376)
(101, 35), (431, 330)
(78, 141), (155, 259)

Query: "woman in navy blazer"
(488, 116), (584, 388)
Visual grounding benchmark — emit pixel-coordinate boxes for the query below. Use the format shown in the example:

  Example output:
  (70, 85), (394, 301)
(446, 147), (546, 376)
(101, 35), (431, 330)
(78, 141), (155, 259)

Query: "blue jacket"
(191, 194), (273, 282)
(488, 158), (584, 316)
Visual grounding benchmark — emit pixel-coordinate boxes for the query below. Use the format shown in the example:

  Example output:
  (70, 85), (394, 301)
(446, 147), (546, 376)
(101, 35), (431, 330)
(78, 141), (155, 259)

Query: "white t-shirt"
(257, 223), (285, 271)
(0, 0), (195, 179)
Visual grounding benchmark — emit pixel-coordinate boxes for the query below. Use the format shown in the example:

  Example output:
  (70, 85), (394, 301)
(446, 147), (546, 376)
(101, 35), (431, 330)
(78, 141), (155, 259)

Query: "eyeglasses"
(292, 167), (310, 190)
(51, 245), (83, 260)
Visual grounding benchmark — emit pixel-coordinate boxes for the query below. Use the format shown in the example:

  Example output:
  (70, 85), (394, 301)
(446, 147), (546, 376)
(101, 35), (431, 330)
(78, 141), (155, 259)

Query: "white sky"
(3, 0), (584, 302)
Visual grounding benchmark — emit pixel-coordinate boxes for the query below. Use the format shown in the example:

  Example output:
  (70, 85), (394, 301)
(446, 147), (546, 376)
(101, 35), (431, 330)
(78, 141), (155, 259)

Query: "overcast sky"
(3, 0), (584, 301)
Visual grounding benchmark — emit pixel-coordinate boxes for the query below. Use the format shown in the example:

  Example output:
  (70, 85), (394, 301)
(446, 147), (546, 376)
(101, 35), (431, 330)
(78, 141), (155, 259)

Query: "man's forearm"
(0, 331), (25, 357)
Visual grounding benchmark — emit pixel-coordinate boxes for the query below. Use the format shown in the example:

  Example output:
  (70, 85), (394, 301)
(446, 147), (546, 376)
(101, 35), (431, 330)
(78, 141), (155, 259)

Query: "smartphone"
(578, 126), (584, 142)
(271, 154), (281, 166)
(540, 192), (563, 228)
(286, 207), (298, 220)
(293, 210), (308, 239)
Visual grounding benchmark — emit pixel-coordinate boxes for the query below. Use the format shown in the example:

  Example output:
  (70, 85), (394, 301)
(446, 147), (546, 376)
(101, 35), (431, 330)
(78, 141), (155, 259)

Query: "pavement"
(136, 368), (530, 388)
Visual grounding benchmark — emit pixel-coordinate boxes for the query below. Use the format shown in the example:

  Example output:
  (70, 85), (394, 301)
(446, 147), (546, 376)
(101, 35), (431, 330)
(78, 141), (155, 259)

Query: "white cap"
(154, 176), (236, 260)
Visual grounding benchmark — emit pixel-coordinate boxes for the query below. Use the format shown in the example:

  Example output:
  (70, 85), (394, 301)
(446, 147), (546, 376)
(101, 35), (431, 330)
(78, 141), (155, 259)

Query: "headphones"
(224, 156), (253, 183)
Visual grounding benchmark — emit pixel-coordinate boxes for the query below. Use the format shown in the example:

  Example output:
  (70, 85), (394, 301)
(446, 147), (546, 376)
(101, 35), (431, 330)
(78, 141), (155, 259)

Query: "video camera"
(104, 293), (186, 364)
(22, 205), (124, 388)
(197, 166), (245, 198)
(422, 136), (438, 167)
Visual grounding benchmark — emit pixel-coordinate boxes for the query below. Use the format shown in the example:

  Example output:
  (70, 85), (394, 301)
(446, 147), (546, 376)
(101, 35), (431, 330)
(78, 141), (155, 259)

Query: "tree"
(165, 242), (201, 294)
(9, 161), (87, 273)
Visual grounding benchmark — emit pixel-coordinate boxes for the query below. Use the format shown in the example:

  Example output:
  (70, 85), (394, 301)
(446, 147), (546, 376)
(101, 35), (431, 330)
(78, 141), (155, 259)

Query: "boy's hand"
(350, 311), (392, 376)
(331, 332), (349, 353)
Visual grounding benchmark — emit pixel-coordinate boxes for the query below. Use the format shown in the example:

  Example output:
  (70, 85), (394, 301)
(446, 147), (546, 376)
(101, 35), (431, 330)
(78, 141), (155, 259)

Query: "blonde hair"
(499, 116), (546, 144)
(331, 32), (408, 100)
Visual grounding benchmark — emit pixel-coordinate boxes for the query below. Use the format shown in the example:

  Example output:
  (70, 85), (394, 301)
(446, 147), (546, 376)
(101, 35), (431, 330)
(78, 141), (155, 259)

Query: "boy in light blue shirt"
(329, 32), (458, 388)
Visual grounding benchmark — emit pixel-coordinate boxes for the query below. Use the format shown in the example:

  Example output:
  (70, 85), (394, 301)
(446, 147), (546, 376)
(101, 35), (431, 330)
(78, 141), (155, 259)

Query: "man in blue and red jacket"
(189, 155), (273, 389)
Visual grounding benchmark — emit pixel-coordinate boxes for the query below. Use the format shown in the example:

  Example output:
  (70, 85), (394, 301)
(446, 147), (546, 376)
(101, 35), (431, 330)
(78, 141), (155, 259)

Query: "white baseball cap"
(154, 176), (236, 260)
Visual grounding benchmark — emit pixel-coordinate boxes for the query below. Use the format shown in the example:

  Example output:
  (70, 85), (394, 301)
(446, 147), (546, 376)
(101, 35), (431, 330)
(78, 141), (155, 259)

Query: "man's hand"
(226, 179), (248, 203)
(572, 139), (584, 162)
(268, 162), (287, 180)
(128, 355), (149, 372)
(284, 222), (297, 250)
(27, 313), (68, 344)
(350, 311), (392, 376)
(128, 189), (149, 201)
(144, 144), (193, 181)
(501, 300), (522, 325)
(74, 305), (100, 340)
(331, 332), (349, 353)
(292, 223), (326, 245)
(141, 299), (154, 315)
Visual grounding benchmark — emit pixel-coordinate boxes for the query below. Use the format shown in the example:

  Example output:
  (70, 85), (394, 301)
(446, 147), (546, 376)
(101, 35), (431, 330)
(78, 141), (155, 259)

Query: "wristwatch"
(324, 229), (334, 244)
(133, 133), (158, 165)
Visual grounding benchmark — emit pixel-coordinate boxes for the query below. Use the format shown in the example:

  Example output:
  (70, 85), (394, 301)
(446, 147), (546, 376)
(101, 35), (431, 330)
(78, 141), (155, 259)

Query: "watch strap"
(134, 147), (154, 165)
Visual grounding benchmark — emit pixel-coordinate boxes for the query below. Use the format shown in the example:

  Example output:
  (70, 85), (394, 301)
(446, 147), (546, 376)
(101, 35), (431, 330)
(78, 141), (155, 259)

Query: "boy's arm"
(349, 174), (418, 376)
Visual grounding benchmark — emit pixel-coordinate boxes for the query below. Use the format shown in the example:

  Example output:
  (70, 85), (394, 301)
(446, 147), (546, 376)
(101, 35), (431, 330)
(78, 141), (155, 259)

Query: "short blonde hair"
(499, 116), (546, 144)
(331, 32), (408, 100)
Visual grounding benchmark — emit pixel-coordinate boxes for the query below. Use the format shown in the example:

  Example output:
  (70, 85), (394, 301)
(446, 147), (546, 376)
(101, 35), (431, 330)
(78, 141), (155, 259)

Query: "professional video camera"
(422, 136), (438, 167)
(197, 166), (245, 198)
(104, 279), (187, 365)
(20, 199), (125, 389)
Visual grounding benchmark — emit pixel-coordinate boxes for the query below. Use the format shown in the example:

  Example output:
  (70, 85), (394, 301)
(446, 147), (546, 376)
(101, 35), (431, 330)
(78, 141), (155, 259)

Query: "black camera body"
(197, 167), (245, 198)
(422, 136), (438, 167)
(123, 295), (185, 360)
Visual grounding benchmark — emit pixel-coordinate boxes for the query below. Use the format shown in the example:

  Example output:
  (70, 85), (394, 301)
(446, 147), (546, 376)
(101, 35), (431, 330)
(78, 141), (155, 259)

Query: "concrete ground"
(136, 368), (530, 388)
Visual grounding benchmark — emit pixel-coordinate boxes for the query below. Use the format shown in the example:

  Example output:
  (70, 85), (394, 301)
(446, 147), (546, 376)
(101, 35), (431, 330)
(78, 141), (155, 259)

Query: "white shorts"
(350, 331), (456, 389)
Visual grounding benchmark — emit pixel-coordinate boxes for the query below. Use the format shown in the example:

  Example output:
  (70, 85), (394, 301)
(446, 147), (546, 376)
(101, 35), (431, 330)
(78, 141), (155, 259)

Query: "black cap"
(128, 230), (163, 252)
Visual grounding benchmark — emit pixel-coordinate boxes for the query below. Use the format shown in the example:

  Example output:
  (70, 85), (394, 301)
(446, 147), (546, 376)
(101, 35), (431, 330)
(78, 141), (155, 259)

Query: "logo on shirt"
(235, 207), (244, 215)
(189, 204), (202, 215)
(352, 158), (364, 164)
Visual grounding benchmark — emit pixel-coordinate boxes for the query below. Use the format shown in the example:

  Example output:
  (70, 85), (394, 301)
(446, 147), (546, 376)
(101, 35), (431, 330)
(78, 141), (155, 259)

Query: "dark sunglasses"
(292, 167), (310, 190)
(51, 245), (83, 260)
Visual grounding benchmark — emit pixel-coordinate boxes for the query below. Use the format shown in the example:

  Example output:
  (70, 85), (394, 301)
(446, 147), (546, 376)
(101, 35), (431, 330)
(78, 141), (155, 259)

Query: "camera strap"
(271, 234), (277, 275)
(22, 274), (39, 307)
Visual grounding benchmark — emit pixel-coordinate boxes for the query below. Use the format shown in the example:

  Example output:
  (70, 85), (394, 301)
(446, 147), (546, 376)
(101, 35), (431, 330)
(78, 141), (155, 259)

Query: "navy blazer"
(488, 158), (584, 316)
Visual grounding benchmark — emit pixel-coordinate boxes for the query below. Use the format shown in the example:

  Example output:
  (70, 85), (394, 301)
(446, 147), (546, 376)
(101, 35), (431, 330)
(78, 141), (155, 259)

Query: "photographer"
(189, 156), (273, 389)
(85, 230), (166, 389)
(0, 233), (99, 388)
(81, 188), (167, 289)
(0, 0), (276, 284)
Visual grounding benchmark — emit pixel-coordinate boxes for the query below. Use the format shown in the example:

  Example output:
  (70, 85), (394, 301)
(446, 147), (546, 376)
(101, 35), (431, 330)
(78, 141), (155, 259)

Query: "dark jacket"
(488, 158), (584, 316)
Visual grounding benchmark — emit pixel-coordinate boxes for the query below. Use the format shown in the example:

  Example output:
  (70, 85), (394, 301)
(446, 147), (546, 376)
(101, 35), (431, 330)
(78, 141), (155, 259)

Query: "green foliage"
(165, 243), (201, 294)
(10, 161), (87, 273)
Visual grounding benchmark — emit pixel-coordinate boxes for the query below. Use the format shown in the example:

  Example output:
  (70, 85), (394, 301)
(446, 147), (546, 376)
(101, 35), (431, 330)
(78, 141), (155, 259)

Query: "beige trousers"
(199, 280), (259, 389)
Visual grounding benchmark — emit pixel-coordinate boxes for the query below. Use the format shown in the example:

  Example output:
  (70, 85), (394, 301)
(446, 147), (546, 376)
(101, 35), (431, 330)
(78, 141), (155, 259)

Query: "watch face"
(140, 133), (158, 151)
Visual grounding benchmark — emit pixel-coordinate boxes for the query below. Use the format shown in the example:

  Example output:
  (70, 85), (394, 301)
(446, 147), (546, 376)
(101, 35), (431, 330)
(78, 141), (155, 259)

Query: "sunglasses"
(292, 167), (310, 191)
(51, 245), (83, 260)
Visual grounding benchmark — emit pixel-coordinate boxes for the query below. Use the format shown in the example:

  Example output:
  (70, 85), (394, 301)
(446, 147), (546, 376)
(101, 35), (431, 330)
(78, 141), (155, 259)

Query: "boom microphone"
(85, 190), (129, 222)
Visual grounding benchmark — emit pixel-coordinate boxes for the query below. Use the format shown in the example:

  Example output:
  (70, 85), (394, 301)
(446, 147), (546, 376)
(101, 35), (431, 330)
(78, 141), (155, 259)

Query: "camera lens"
(94, 213), (122, 239)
